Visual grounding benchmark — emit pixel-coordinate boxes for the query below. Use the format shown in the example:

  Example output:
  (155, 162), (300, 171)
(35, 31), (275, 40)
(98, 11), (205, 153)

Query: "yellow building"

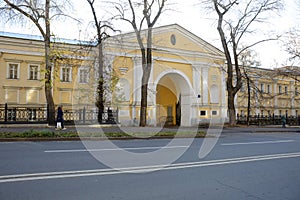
(236, 66), (300, 118)
(0, 24), (227, 126)
(101, 24), (227, 126)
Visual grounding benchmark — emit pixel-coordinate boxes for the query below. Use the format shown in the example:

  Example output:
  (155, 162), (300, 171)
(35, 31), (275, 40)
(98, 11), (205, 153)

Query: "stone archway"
(154, 70), (194, 127)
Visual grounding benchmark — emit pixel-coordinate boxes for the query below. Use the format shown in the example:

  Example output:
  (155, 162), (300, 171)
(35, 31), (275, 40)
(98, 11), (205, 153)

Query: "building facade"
(236, 66), (300, 118)
(3, 24), (297, 126)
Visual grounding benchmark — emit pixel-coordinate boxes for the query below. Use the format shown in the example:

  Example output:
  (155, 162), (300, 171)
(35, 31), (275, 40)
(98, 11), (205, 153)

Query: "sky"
(0, 0), (299, 68)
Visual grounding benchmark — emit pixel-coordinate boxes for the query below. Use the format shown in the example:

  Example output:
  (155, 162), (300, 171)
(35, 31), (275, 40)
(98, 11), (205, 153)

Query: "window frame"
(28, 64), (40, 80)
(60, 66), (72, 82)
(200, 110), (206, 116)
(78, 67), (89, 84)
(7, 62), (20, 79)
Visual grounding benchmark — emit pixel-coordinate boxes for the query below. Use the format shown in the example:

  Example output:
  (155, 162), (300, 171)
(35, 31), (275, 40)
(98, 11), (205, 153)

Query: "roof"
(0, 31), (93, 46)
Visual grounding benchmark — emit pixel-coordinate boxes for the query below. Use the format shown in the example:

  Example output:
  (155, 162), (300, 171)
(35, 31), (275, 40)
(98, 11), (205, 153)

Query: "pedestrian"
(56, 106), (66, 130)
(281, 115), (286, 128)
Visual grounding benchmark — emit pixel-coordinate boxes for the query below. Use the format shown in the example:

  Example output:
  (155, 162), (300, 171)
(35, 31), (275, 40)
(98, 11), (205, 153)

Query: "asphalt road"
(1, 132), (300, 200)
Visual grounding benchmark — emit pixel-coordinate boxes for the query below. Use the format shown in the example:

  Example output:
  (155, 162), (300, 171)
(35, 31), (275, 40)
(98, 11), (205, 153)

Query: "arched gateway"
(153, 69), (195, 127)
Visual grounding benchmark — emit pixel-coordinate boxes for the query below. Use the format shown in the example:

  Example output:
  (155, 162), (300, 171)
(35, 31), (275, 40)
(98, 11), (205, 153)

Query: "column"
(202, 66), (209, 105)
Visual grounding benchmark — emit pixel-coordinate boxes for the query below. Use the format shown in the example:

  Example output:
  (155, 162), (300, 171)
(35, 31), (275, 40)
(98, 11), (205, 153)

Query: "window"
(61, 67), (72, 82)
(279, 85), (282, 94)
(7, 63), (19, 79)
(79, 68), (89, 83)
(29, 65), (39, 80)
(284, 86), (288, 95)
(260, 83), (264, 93)
(200, 111), (206, 116)
(295, 87), (298, 96)
(212, 111), (218, 116)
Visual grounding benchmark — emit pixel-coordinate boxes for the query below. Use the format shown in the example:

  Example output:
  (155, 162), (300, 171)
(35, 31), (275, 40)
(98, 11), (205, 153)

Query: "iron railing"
(0, 104), (118, 125)
(237, 114), (300, 126)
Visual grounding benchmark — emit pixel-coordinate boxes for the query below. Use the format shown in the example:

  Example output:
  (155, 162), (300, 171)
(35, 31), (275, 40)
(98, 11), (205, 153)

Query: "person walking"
(56, 106), (66, 130)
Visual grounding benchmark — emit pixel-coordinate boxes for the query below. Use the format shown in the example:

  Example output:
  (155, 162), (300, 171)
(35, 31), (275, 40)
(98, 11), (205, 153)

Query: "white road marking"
(44, 145), (189, 153)
(221, 140), (295, 146)
(1, 152), (300, 183)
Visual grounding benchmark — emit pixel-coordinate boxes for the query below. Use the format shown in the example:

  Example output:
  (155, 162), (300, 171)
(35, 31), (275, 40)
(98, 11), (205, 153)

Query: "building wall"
(1, 24), (227, 126)
(236, 68), (300, 117)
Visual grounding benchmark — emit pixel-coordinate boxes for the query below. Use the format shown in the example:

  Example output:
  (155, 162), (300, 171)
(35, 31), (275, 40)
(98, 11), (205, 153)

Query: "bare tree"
(285, 29), (300, 65)
(203, 0), (283, 125)
(1, 0), (74, 124)
(239, 49), (261, 125)
(86, 0), (116, 123)
(114, 0), (167, 126)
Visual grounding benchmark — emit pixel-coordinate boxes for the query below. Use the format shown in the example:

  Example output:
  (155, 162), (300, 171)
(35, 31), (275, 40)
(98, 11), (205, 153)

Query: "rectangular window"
(212, 111), (217, 116)
(79, 69), (89, 83)
(279, 85), (282, 94)
(284, 86), (288, 95)
(200, 111), (206, 116)
(260, 83), (264, 93)
(296, 87), (298, 96)
(61, 67), (71, 82)
(29, 65), (39, 80)
(8, 63), (19, 79)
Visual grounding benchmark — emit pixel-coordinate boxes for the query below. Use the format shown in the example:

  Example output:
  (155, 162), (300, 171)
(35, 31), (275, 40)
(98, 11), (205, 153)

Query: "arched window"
(210, 85), (219, 104)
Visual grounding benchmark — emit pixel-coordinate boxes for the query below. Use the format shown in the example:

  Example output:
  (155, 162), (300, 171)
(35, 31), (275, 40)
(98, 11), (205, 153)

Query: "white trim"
(6, 62), (20, 79)
(60, 66), (72, 83)
(0, 48), (44, 56)
(78, 67), (90, 84)
(28, 64), (40, 80)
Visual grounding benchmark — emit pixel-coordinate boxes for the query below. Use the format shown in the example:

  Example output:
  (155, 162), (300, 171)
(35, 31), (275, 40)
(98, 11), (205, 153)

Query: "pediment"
(109, 24), (224, 58)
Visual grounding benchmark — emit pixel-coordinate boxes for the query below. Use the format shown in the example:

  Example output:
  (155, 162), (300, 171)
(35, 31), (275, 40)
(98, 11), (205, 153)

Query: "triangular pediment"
(107, 24), (224, 59)
(151, 24), (224, 56)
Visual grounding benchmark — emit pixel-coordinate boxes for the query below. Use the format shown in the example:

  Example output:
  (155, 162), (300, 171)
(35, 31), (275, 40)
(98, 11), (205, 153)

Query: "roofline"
(0, 31), (95, 46)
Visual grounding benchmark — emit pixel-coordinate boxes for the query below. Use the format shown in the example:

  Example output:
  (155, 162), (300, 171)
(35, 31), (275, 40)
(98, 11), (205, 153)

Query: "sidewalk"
(0, 124), (299, 134)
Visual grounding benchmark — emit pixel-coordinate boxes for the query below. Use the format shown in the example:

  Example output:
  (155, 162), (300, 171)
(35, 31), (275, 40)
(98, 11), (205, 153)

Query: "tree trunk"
(139, 27), (153, 127)
(97, 42), (104, 123)
(227, 90), (236, 125)
(139, 65), (151, 127)
(45, 0), (55, 125)
(246, 76), (251, 126)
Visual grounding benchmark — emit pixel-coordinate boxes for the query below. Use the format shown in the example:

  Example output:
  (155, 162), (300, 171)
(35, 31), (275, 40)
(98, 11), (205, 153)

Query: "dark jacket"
(57, 107), (64, 122)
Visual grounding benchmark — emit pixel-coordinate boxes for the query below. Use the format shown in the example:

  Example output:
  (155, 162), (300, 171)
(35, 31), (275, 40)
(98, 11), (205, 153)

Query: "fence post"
(83, 107), (86, 124)
(4, 103), (8, 122)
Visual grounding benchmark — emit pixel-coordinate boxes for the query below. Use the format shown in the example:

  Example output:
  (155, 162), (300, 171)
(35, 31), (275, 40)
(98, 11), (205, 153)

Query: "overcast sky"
(0, 0), (299, 68)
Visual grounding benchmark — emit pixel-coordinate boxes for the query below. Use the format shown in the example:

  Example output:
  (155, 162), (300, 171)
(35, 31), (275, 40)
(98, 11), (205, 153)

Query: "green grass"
(0, 129), (207, 139)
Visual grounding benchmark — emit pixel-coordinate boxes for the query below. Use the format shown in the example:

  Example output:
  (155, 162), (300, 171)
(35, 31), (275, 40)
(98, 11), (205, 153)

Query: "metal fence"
(0, 104), (118, 125)
(237, 114), (300, 126)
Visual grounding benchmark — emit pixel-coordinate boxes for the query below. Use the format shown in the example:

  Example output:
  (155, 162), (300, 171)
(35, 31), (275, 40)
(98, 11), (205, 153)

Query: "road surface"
(0, 131), (300, 200)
